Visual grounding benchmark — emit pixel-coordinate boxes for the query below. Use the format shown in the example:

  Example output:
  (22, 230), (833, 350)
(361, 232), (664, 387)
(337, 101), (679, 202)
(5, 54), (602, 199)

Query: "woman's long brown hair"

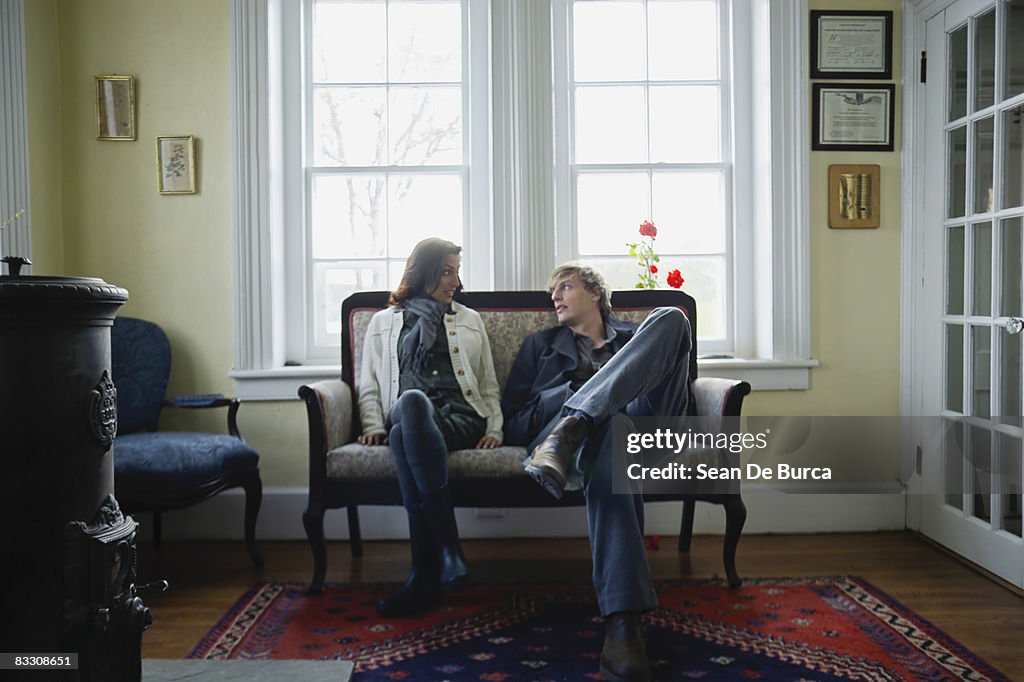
(389, 237), (463, 306)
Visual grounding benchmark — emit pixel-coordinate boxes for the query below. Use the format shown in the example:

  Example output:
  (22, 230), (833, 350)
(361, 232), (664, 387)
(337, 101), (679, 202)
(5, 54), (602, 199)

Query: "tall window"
(304, 0), (477, 359)
(563, 0), (732, 348)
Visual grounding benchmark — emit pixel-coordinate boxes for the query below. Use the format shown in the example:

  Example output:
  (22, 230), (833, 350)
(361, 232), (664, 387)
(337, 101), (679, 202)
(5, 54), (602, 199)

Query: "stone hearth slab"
(143, 659), (354, 681)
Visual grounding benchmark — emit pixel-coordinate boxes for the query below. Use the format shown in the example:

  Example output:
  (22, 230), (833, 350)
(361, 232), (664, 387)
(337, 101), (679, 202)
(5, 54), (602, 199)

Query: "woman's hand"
(357, 432), (388, 445)
(476, 435), (503, 449)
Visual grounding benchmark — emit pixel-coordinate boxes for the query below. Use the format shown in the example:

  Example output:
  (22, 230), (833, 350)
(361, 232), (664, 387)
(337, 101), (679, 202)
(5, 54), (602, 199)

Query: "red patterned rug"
(188, 577), (1010, 681)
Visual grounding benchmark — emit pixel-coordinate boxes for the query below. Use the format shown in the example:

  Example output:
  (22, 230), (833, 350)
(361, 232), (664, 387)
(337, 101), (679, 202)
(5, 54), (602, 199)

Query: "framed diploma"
(812, 83), (895, 152)
(810, 10), (893, 80)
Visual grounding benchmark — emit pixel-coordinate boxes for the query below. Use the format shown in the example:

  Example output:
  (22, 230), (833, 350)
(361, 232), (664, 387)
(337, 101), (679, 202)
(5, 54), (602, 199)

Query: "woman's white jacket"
(357, 301), (504, 442)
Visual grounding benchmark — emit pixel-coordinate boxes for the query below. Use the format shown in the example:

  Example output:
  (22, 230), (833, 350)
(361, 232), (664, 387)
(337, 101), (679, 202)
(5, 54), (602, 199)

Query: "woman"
(357, 237), (503, 617)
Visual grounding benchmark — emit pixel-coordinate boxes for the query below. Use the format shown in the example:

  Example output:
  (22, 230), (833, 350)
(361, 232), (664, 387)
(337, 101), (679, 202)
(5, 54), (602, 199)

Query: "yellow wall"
(746, 0), (903, 419)
(24, 0), (905, 489)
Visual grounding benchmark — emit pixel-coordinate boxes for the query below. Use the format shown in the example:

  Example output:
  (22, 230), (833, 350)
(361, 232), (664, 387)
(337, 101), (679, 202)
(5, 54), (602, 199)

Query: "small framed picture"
(812, 83), (895, 152)
(810, 10), (893, 80)
(95, 75), (136, 140)
(156, 136), (197, 194)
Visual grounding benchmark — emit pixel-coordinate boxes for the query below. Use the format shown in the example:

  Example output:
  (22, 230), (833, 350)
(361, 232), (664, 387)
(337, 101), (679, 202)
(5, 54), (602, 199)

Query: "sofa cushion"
(326, 444), (531, 479)
(114, 432), (259, 491)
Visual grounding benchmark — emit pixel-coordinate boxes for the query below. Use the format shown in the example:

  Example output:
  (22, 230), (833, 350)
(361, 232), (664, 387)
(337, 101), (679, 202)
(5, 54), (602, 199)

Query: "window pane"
(1003, 108), (1023, 209)
(313, 261), (388, 347)
(577, 173), (649, 255)
(949, 24), (968, 121)
(948, 225), (965, 315)
(1006, 0), (1024, 100)
(573, 1), (645, 82)
(948, 125), (967, 218)
(388, 0), (461, 83)
(312, 174), (387, 258)
(386, 174), (462, 255)
(314, 87), (387, 167)
(652, 172), (725, 254)
(313, 1), (386, 83)
(388, 86), (462, 165)
(648, 0), (718, 81)
(975, 9), (996, 111)
(649, 85), (720, 162)
(973, 221), (992, 316)
(1000, 217), (1022, 316)
(575, 86), (647, 163)
(974, 116), (994, 214)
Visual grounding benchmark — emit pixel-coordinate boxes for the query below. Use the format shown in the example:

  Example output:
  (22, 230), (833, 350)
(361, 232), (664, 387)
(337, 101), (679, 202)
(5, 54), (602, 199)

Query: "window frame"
(229, 0), (816, 400)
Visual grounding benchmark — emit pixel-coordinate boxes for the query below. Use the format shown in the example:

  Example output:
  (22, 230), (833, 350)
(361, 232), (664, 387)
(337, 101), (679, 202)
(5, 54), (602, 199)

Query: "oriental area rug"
(189, 577), (1010, 681)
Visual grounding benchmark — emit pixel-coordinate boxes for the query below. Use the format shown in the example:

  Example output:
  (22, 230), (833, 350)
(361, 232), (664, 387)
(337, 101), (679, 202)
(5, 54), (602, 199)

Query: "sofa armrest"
(692, 377), (752, 417)
(299, 380), (354, 453)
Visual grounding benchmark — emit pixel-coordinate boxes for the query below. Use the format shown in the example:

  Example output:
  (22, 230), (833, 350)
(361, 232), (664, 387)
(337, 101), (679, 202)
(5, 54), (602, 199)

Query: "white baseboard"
(130, 483), (907, 541)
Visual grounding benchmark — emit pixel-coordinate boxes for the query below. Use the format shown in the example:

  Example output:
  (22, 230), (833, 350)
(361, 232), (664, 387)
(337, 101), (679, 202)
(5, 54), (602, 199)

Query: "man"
(501, 262), (693, 682)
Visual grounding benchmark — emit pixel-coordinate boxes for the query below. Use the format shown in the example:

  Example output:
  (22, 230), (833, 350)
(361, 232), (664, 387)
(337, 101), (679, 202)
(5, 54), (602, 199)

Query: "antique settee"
(299, 289), (750, 593)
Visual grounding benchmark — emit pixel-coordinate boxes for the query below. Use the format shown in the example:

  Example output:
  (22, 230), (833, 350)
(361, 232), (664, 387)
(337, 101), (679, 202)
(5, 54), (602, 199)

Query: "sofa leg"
(722, 494), (747, 588)
(678, 499), (696, 553)
(243, 472), (265, 567)
(347, 505), (363, 557)
(303, 505), (328, 593)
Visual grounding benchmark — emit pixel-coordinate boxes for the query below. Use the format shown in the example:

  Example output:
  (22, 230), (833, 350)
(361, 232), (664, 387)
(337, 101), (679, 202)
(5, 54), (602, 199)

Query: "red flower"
(666, 269), (684, 288)
(638, 220), (657, 238)
(649, 265), (658, 274)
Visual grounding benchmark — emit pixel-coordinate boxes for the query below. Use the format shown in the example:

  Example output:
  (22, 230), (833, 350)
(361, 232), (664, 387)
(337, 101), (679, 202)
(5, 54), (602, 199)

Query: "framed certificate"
(812, 83), (895, 152)
(810, 10), (893, 80)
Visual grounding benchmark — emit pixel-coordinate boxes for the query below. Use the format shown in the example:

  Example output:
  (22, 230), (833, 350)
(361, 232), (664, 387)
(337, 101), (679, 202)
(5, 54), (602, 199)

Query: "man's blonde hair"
(547, 262), (612, 319)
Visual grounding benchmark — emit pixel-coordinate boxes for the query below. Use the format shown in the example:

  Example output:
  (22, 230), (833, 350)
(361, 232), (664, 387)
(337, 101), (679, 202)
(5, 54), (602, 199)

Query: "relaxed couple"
(357, 237), (692, 682)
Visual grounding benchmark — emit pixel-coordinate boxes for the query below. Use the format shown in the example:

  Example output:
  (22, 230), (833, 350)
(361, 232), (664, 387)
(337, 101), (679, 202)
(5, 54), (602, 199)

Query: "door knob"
(1006, 317), (1023, 335)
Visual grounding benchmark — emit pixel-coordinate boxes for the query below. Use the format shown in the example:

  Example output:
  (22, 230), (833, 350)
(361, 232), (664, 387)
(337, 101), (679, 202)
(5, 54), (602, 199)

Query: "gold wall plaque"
(829, 164), (880, 228)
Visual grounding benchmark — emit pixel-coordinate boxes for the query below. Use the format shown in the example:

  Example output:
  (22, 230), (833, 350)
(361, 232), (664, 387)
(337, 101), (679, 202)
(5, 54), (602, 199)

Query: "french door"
(918, 0), (1024, 587)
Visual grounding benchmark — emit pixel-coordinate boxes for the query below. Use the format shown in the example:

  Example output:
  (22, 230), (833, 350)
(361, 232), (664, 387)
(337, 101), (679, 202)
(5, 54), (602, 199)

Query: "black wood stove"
(0, 272), (151, 681)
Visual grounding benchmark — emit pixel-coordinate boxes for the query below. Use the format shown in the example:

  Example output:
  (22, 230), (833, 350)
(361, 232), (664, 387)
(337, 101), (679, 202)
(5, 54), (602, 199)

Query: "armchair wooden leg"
(347, 505), (363, 558)
(722, 494), (747, 589)
(243, 472), (264, 567)
(678, 499), (696, 553)
(303, 505), (328, 594)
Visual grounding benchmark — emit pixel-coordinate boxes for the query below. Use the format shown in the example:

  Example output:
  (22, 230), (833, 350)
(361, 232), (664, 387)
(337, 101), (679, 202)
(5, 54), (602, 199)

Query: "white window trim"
(229, 0), (815, 401)
(1, 0), (31, 266)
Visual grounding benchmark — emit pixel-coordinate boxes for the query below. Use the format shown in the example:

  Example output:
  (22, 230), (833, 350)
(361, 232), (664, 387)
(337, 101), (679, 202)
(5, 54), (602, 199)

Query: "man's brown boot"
(524, 415), (591, 499)
(599, 611), (651, 682)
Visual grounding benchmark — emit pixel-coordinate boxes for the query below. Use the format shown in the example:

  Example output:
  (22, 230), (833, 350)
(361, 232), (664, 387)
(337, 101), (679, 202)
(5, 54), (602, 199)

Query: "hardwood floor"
(137, 531), (1024, 680)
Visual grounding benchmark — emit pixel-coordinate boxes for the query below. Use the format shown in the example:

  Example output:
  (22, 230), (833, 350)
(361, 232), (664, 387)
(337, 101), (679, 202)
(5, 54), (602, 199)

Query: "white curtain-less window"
(304, 0), (471, 360)
(562, 0), (731, 348)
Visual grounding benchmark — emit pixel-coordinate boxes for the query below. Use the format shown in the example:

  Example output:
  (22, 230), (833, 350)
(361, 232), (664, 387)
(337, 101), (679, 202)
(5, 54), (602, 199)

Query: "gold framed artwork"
(828, 164), (880, 229)
(156, 136), (196, 195)
(95, 75), (136, 140)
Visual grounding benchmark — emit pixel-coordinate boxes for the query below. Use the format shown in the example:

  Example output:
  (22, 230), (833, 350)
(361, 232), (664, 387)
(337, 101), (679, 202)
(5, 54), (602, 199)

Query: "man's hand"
(476, 435), (503, 449)
(357, 432), (388, 445)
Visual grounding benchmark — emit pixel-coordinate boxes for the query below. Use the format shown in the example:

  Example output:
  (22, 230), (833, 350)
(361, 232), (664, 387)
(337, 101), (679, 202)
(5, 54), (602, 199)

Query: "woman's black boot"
(377, 510), (443, 617)
(420, 485), (469, 592)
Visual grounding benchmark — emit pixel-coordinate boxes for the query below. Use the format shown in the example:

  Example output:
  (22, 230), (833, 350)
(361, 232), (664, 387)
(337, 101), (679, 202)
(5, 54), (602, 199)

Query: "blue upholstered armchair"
(111, 317), (264, 565)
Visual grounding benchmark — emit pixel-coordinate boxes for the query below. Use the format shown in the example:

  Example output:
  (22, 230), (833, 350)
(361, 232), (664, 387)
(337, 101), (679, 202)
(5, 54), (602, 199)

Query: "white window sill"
(230, 357), (820, 401)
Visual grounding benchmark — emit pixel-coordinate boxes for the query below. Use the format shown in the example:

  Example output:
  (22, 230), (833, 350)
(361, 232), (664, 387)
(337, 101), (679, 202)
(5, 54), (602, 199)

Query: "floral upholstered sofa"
(299, 290), (750, 593)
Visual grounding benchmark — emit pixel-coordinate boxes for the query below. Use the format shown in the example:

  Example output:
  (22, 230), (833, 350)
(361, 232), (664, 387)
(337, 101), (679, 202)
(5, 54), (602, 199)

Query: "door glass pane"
(948, 226), (965, 315)
(1005, 0), (1024, 100)
(971, 426), (992, 521)
(975, 9), (997, 111)
(947, 324), (964, 412)
(1000, 217), (1022, 316)
(972, 325), (992, 418)
(949, 24), (969, 120)
(945, 419), (965, 509)
(948, 126), (968, 218)
(974, 117), (995, 214)
(1001, 331), (1021, 418)
(1002, 108), (1023, 209)
(973, 221), (992, 315)
(999, 434), (1022, 537)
